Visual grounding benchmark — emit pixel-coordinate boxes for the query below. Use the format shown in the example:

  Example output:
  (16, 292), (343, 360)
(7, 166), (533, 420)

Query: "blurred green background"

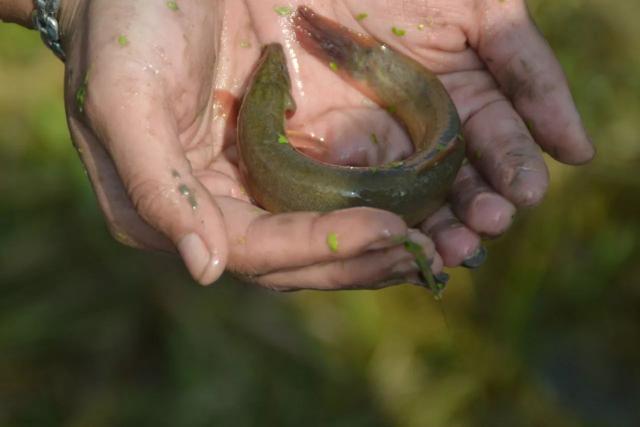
(1, 0), (639, 426)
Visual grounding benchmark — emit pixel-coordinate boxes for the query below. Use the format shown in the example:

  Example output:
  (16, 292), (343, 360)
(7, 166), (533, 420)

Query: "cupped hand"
(234, 0), (594, 267)
(59, 0), (593, 289)
(59, 0), (444, 290)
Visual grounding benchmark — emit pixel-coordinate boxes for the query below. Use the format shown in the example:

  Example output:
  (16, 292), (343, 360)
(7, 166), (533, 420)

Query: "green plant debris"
(403, 239), (443, 299)
(117, 35), (129, 47)
(327, 233), (339, 253)
(278, 134), (289, 144)
(178, 184), (198, 210)
(356, 13), (368, 21)
(274, 6), (293, 16)
(329, 61), (339, 71)
(76, 73), (89, 113)
(166, 1), (179, 11)
(370, 133), (380, 145)
(392, 26), (406, 37)
(387, 105), (397, 114)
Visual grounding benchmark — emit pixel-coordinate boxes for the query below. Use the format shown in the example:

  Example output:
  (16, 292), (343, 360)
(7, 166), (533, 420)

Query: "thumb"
(82, 74), (228, 285)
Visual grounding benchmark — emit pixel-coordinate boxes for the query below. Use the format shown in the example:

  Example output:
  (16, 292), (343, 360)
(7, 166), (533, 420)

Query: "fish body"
(237, 7), (464, 226)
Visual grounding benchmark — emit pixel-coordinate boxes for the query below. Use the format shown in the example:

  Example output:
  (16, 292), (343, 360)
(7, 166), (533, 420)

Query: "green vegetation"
(1, 0), (639, 425)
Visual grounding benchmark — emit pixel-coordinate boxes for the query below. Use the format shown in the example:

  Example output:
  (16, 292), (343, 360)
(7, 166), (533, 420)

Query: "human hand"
(231, 0), (594, 268)
(58, 0), (445, 290)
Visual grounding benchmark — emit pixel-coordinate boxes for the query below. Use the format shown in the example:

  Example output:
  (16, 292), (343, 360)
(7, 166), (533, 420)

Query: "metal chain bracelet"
(32, 0), (65, 61)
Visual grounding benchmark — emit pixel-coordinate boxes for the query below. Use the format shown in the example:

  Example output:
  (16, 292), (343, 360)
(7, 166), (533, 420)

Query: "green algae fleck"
(391, 26), (406, 37)
(356, 13), (368, 21)
(274, 6), (293, 16)
(166, 1), (179, 11)
(327, 233), (339, 253)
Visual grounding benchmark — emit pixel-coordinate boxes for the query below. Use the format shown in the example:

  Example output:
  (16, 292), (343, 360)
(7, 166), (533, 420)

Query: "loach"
(236, 6), (466, 295)
(237, 6), (464, 227)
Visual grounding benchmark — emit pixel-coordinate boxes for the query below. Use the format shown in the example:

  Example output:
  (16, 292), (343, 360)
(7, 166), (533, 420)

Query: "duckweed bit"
(327, 233), (339, 253)
(274, 6), (293, 16)
(277, 134), (289, 144)
(391, 26), (406, 36)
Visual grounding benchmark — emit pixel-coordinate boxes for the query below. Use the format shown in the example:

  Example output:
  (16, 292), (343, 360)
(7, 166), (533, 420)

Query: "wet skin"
(50, 0), (594, 286)
(238, 7), (464, 226)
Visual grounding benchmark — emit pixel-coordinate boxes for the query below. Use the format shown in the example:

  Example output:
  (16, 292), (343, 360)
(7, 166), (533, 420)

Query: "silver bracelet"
(32, 0), (65, 61)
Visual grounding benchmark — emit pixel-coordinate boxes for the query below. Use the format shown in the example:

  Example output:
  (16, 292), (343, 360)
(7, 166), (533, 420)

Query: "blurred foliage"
(1, 0), (639, 426)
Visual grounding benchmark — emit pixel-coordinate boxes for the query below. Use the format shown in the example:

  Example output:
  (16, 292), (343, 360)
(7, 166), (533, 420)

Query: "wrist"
(0, 0), (34, 26)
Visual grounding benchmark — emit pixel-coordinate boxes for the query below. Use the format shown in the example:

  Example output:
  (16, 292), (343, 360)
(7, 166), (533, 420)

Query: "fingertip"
(433, 226), (481, 268)
(178, 232), (227, 286)
(462, 246), (488, 269)
(464, 192), (516, 235)
(555, 137), (596, 165)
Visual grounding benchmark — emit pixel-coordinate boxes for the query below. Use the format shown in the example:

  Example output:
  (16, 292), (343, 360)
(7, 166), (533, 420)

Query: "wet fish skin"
(237, 7), (464, 226)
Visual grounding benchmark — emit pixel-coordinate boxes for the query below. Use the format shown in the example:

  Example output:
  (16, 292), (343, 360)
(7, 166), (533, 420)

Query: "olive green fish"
(237, 6), (464, 227)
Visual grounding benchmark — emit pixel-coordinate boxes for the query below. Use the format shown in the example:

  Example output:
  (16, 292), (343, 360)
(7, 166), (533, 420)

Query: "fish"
(237, 6), (464, 227)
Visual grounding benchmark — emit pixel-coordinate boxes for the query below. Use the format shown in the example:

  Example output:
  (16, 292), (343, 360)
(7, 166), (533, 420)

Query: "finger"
(464, 99), (550, 207)
(449, 163), (516, 236)
(82, 72), (228, 286)
(421, 206), (483, 268)
(255, 230), (443, 291)
(215, 197), (409, 275)
(67, 116), (174, 252)
(478, 0), (595, 164)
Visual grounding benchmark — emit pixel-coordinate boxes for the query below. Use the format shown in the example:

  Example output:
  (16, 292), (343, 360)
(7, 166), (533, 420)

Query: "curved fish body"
(237, 7), (464, 226)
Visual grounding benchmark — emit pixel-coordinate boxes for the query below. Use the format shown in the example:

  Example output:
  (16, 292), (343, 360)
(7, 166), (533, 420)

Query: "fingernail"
(177, 233), (212, 285)
(462, 245), (488, 269)
(435, 272), (450, 285)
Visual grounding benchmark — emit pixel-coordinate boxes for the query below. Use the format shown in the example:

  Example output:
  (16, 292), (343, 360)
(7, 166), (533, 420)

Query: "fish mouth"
(293, 6), (374, 69)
